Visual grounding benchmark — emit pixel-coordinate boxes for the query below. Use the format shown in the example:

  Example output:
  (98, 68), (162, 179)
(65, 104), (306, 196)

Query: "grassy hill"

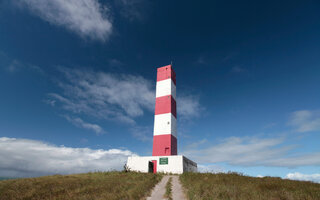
(1, 172), (319, 200)
(180, 172), (320, 200)
(0, 172), (162, 200)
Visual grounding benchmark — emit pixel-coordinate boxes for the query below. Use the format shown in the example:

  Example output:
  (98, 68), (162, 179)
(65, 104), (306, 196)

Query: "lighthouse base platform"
(126, 155), (197, 174)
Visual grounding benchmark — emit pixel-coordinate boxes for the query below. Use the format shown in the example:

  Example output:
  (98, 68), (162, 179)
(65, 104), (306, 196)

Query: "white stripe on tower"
(153, 113), (177, 137)
(156, 79), (176, 100)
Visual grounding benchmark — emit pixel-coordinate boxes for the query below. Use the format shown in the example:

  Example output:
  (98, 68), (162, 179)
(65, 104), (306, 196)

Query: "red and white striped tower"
(152, 64), (177, 156)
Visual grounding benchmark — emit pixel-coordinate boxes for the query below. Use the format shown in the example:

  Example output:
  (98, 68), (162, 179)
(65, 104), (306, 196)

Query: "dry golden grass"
(0, 172), (162, 200)
(180, 172), (320, 200)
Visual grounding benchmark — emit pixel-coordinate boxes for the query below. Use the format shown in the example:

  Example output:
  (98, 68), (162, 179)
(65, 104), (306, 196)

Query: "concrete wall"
(127, 155), (197, 174)
(183, 156), (197, 172)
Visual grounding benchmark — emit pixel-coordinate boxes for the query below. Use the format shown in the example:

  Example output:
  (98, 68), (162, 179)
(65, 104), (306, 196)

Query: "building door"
(148, 161), (154, 173)
(152, 160), (157, 174)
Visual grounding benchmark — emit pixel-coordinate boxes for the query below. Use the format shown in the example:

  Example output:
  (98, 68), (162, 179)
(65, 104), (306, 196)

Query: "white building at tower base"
(127, 155), (197, 174)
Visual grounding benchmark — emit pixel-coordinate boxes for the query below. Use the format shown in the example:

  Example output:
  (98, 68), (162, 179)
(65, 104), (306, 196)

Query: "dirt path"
(146, 175), (187, 200)
(171, 176), (187, 200)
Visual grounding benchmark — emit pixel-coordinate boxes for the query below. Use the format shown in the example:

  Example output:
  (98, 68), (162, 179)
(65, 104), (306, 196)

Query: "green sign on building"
(159, 157), (168, 165)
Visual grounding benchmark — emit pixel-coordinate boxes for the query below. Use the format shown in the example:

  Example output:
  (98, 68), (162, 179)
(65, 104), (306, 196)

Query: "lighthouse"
(153, 65), (177, 156)
(126, 64), (197, 174)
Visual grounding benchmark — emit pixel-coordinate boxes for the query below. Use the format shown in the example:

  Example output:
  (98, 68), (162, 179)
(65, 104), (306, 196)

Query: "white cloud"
(197, 164), (224, 173)
(48, 68), (155, 125)
(184, 139), (207, 149)
(47, 68), (202, 133)
(64, 115), (105, 134)
(268, 152), (320, 167)
(286, 172), (320, 183)
(115, 0), (147, 21)
(108, 59), (124, 68)
(177, 95), (202, 120)
(288, 110), (320, 132)
(7, 60), (22, 72)
(16, 0), (112, 41)
(0, 137), (136, 177)
(0, 53), (44, 74)
(130, 126), (153, 142)
(183, 136), (288, 166)
(182, 136), (320, 167)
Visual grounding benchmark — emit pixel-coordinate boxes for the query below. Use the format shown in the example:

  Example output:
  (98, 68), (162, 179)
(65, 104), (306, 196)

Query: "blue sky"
(0, 0), (320, 182)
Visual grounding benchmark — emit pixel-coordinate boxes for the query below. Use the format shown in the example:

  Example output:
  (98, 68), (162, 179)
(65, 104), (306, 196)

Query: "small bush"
(123, 164), (131, 173)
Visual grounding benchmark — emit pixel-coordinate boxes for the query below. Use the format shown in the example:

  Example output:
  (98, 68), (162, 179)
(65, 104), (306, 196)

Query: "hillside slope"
(180, 172), (320, 200)
(0, 172), (162, 200)
(1, 172), (319, 200)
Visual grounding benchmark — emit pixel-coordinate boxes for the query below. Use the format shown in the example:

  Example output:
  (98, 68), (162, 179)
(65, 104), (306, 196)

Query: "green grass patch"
(164, 177), (173, 200)
(0, 171), (162, 200)
(180, 172), (320, 200)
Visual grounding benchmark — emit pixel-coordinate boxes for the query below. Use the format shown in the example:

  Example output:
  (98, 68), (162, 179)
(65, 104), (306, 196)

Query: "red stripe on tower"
(152, 64), (177, 156)
(156, 65), (176, 84)
(154, 95), (177, 118)
(152, 134), (177, 156)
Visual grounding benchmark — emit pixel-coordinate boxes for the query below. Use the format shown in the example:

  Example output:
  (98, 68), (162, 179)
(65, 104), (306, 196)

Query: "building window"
(165, 147), (170, 154)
